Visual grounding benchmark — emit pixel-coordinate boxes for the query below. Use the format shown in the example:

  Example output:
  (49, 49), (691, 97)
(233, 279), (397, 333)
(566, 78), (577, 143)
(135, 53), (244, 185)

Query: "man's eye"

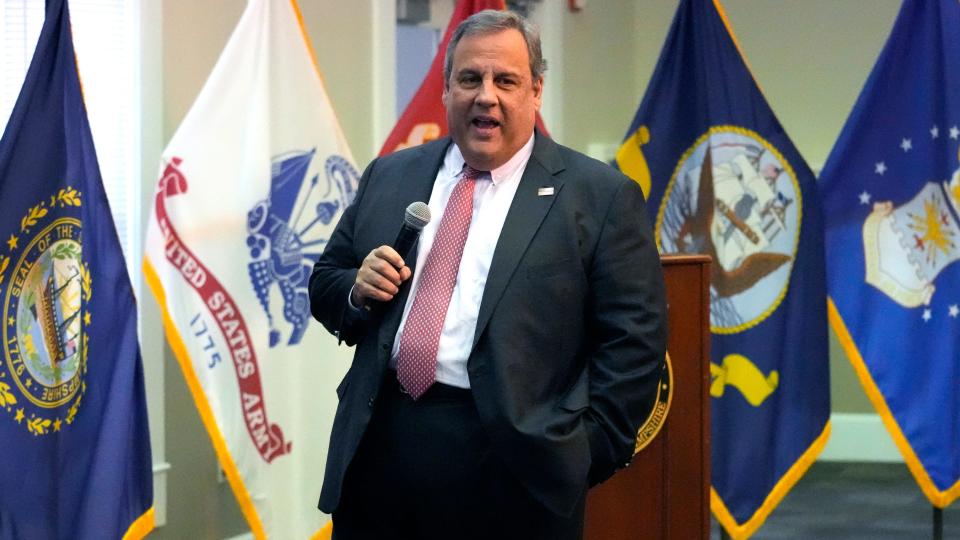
(459, 76), (480, 87)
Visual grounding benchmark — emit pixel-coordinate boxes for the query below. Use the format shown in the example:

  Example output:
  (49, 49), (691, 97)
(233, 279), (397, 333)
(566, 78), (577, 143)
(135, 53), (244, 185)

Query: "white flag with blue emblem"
(143, 0), (357, 537)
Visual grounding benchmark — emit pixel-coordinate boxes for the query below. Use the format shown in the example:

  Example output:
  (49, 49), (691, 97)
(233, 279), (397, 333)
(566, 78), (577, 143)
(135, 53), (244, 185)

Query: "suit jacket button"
(368, 397), (375, 408)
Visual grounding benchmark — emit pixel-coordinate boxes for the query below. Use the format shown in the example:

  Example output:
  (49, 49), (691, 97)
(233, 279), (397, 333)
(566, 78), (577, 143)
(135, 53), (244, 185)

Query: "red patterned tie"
(396, 165), (486, 399)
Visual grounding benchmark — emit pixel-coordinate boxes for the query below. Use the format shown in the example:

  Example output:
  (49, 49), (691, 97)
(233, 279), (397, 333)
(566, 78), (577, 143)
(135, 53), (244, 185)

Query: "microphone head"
(404, 201), (431, 231)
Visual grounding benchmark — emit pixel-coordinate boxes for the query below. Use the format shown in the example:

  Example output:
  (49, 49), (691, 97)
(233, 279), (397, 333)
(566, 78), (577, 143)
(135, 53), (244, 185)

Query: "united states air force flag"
(143, 0), (357, 537)
(615, 0), (830, 537)
(820, 0), (960, 509)
(0, 0), (153, 538)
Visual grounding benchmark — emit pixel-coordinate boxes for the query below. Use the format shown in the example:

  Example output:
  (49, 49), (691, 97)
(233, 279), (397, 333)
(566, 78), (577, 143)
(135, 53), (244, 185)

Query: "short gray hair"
(443, 9), (547, 84)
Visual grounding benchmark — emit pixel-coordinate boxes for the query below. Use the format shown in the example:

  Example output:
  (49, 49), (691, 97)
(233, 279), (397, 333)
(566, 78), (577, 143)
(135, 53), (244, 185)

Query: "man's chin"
(460, 142), (502, 170)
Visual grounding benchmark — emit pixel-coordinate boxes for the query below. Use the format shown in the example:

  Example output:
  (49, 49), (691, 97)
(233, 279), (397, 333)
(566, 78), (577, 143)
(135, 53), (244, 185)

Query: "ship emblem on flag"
(0, 0), (153, 536)
(2, 191), (89, 436)
(246, 150), (358, 347)
(657, 127), (800, 332)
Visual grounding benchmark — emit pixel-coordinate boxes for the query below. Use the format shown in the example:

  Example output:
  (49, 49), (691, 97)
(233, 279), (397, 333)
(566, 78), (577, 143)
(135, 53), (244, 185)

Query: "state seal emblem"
(0, 188), (88, 435)
(634, 351), (673, 454)
(656, 126), (801, 333)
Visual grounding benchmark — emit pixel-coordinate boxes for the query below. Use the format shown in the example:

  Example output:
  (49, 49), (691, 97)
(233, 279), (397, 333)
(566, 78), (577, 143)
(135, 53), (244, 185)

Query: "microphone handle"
(393, 224), (421, 260)
(360, 224), (421, 313)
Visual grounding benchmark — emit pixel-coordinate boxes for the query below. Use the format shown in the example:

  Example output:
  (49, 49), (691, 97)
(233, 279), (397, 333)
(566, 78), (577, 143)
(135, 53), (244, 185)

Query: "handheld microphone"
(393, 201), (431, 259)
(360, 202), (430, 312)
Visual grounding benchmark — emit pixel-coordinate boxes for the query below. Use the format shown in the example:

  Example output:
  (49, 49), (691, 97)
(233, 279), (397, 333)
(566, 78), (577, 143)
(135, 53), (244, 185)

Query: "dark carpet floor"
(710, 462), (960, 539)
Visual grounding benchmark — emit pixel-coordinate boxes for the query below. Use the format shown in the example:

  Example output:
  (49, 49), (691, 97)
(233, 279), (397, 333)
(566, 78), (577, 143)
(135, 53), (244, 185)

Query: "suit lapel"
(377, 138), (451, 349)
(473, 134), (566, 348)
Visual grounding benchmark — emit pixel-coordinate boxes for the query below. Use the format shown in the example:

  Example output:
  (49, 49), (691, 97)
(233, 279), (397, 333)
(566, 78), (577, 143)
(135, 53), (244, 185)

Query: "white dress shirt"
(388, 134), (536, 388)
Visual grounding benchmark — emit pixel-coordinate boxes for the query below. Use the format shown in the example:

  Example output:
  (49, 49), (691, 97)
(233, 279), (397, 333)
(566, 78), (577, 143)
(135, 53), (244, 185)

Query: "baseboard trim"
(820, 413), (902, 463)
(152, 461), (170, 527)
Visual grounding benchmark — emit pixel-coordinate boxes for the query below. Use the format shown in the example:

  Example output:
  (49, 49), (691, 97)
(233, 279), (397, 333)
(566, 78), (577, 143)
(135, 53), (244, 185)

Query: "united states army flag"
(143, 0), (357, 537)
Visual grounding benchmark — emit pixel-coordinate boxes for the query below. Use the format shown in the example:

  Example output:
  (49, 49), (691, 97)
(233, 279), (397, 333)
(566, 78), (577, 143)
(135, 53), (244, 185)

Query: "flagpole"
(932, 506), (942, 540)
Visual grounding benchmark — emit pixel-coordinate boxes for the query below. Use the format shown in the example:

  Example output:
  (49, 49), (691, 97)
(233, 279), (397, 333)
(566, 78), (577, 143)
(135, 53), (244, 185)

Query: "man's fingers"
(353, 246), (411, 304)
(372, 245), (406, 273)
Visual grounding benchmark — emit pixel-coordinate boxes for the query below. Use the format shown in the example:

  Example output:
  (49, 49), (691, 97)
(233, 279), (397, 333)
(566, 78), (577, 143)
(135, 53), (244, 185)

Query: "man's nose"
(475, 79), (497, 106)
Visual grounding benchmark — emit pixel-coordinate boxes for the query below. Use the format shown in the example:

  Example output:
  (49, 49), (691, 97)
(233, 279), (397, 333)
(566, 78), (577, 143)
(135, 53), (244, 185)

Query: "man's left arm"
(584, 176), (668, 486)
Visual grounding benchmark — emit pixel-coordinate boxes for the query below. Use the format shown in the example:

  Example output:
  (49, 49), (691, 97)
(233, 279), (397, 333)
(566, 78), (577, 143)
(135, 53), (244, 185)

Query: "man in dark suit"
(309, 9), (666, 540)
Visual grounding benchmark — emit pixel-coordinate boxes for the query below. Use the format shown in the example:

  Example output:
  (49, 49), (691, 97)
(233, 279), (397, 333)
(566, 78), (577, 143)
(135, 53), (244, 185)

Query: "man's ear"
(532, 76), (544, 107)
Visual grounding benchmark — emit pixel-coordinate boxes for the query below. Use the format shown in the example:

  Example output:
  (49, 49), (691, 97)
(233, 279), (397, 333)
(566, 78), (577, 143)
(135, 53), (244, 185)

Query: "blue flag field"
(0, 0), (153, 538)
(615, 0), (831, 537)
(820, 0), (960, 509)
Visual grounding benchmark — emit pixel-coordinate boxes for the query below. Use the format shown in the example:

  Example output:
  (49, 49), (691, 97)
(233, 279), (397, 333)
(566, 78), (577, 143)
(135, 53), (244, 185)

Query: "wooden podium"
(584, 255), (711, 540)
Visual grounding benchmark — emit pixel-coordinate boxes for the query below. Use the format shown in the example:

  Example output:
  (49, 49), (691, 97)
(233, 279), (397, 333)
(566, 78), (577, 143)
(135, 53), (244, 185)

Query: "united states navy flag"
(0, 0), (153, 538)
(615, 0), (830, 537)
(820, 0), (960, 509)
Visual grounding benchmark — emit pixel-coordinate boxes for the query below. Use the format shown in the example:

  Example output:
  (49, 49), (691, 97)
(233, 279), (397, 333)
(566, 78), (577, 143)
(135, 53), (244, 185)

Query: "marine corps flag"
(143, 0), (357, 537)
(820, 0), (960, 509)
(0, 0), (153, 538)
(378, 0), (546, 155)
(616, 0), (830, 537)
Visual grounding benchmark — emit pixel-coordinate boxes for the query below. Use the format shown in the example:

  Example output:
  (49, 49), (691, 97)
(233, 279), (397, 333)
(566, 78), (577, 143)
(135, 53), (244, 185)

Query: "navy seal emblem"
(1, 188), (88, 435)
(656, 126), (801, 333)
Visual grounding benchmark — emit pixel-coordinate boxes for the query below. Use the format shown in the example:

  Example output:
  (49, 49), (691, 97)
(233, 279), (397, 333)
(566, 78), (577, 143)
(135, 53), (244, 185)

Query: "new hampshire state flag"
(0, 0), (153, 538)
(820, 0), (960, 508)
(143, 0), (357, 537)
(616, 0), (830, 537)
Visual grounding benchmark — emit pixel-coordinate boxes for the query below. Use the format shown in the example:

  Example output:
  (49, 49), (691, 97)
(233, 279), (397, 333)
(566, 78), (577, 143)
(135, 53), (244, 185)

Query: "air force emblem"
(245, 149), (358, 347)
(863, 163), (960, 308)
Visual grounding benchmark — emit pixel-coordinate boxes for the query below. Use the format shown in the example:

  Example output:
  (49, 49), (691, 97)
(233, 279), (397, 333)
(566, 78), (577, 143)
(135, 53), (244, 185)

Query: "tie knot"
(461, 164), (487, 181)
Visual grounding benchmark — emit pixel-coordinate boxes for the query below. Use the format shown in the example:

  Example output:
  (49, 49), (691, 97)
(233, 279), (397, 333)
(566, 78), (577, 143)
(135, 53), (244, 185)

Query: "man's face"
(442, 29), (543, 171)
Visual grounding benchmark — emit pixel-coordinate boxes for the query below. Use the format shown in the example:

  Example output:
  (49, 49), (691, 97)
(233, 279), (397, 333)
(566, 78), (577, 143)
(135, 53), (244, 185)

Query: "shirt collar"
(446, 132), (537, 186)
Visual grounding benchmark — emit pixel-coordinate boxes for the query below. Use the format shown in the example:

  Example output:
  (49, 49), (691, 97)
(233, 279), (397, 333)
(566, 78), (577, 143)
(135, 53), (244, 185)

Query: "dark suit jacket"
(309, 133), (667, 518)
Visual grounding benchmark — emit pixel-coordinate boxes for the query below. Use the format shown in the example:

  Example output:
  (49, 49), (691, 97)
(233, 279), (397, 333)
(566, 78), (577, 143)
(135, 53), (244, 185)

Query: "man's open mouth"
(472, 117), (500, 129)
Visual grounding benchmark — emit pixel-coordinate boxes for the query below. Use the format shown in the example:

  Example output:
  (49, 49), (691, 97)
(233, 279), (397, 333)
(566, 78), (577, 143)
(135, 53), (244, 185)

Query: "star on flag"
(951, 126), (960, 140)
(875, 162), (887, 175)
(931, 125), (940, 138)
(859, 191), (871, 205)
(922, 308), (932, 322)
(900, 138), (913, 152)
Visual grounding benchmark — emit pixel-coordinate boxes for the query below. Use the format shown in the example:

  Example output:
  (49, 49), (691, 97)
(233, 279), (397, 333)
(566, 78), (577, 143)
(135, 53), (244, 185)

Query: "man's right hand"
(351, 245), (413, 306)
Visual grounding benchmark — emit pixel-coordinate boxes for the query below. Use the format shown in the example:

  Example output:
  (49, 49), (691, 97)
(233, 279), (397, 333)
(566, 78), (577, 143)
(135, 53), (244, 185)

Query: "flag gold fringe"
(710, 420), (830, 539)
(121, 506), (155, 540)
(828, 298), (960, 508)
(144, 259), (268, 539)
(311, 521), (333, 540)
